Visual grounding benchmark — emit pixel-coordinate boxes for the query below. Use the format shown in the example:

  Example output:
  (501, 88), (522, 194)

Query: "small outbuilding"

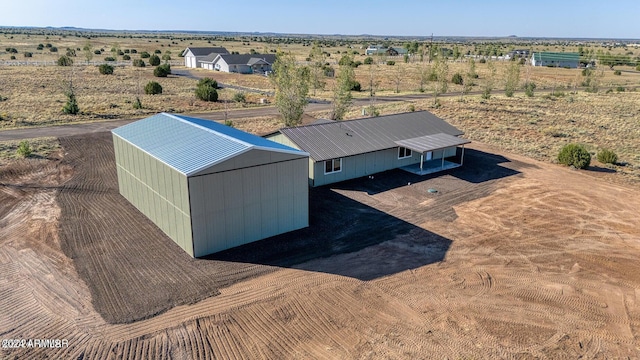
(112, 113), (309, 257)
(265, 111), (470, 187)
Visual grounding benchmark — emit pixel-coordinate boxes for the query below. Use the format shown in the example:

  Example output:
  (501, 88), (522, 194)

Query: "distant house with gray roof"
(201, 53), (277, 74)
(365, 45), (408, 56)
(266, 111), (469, 187)
(182, 47), (229, 68)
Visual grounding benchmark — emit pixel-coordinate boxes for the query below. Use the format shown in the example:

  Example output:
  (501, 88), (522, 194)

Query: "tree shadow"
(587, 165), (616, 173)
(206, 185), (452, 281)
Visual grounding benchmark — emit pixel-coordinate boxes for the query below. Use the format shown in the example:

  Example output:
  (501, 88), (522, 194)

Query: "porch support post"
(461, 145), (465, 166)
(441, 154), (445, 170)
(420, 153), (424, 172)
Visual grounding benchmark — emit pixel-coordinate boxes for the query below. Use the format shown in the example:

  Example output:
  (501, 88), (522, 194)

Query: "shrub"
(117, 50), (124, 56)
(63, 91), (79, 114)
(57, 55), (73, 66)
(481, 89), (491, 99)
(133, 97), (143, 109)
(162, 54), (171, 61)
(140, 51), (151, 58)
(479, 58), (486, 63)
(104, 56), (116, 62)
(153, 63), (171, 77)
(386, 60), (395, 66)
(49, 47), (58, 52)
(122, 54), (131, 60)
(98, 64), (114, 75)
(133, 59), (145, 67)
(363, 56), (373, 65)
(451, 73), (463, 85)
(524, 82), (536, 97)
(558, 143), (591, 169)
(154, 49), (162, 54)
(144, 81), (163, 95)
(613, 70), (621, 75)
(636, 64), (640, 71)
(24, 52), (32, 58)
(597, 149), (617, 164)
(124, 49), (130, 54)
(198, 78), (218, 89)
(94, 49), (101, 55)
(17, 140), (32, 157)
(10, 56), (15, 60)
(352, 60), (362, 68)
(350, 81), (361, 92)
(195, 84), (218, 102)
(130, 49), (137, 54)
(582, 68), (592, 76)
(37, 44), (44, 50)
(148, 54), (161, 66)
(233, 92), (246, 103)
(616, 86), (625, 92)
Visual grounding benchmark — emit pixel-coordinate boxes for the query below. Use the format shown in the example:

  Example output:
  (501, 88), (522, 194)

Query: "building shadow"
(206, 185), (452, 281)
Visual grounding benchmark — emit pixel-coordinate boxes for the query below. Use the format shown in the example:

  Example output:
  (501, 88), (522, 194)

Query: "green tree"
(82, 42), (93, 64)
(63, 90), (79, 114)
(153, 64), (171, 77)
(482, 59), (496, 99)
(524, 82), (536, 97)
(504, 60), (521, 97)
(149, 54), (161, 66)
(57, 55), (73, 66)
(98, 64), (114, 75)
(144, 81), (163, 95)
(363, 56), (374, 65)
(308, 42), (326, 96)
(331, 56), (355, 120)
(270, 52), (309, 126)
(195, 78), (218, 101)
(433, 55), (449, 103)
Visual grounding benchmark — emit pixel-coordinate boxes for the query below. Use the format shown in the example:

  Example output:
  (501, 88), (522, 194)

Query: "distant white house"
(201, 54), (277, 74)
(365, 45), (408, 56)
(182, 47), (229, 68)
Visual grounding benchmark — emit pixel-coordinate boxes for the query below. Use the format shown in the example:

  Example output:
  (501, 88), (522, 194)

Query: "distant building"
(506, 49), (530, 60)
(182, 47), (229, 68)
(201, 53), (277, 74)
(365, 45), (408, 56)
(531, 52), (579, 68)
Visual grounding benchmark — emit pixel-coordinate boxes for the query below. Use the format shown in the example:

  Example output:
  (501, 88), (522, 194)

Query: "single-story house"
(202, 54), (277, 74)
(365, 45), (408, 56)
(505, 49), (530, 60)
(182, 47), (229, 68)
(265, 111), (470, 187)
(531, 52), (579, 68)
(112, 113), (309, 257)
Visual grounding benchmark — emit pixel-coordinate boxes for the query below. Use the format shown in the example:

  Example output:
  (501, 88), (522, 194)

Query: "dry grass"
(0, 137), (60, 164)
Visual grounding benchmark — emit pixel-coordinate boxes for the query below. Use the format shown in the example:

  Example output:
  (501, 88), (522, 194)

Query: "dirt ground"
(1, 133), (640, 358)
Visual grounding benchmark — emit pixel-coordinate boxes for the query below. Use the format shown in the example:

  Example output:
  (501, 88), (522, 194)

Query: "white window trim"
(324, 158), (342, 175)
(398, 147), (412, 159)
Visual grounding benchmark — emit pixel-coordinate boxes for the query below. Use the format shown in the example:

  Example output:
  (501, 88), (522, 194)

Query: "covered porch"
(395, 133), (470, 176)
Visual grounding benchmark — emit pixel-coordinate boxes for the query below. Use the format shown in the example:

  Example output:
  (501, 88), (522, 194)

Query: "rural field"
(2, 29), (640, 358)
(1, 131), (640, 358)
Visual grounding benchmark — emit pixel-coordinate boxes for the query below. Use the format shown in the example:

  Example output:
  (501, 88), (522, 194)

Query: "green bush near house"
(144, 81), (163, 95)
(596, 149), (617, 164)
(558, 143), (591, 169)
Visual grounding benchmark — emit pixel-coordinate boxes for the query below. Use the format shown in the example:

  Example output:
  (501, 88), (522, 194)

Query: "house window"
(398, 147), (412, 159)
(324, 158), (342, 174)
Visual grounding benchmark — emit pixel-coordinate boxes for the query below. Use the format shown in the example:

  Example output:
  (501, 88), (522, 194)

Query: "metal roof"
(112, 113), (306, 176)
(395, 133), (470, 153)
(532, 52), (579, 62)
(182, 47), (229, 57)
(279, 111), (464, 161)
(213, 54), (277, 66)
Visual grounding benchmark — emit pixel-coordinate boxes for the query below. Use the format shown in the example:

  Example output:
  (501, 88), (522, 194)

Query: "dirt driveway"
(1, 133), (639, 358)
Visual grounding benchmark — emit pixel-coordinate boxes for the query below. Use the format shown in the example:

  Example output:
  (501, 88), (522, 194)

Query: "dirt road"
(1, 134), (640, 358)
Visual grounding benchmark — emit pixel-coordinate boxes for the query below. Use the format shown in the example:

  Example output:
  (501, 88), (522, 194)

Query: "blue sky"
(3, 0), (639, 39)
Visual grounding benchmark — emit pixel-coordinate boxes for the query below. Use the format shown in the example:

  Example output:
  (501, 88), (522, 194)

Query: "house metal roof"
(182, 47), (229, 57)
(112, 113), (306, 176)
(395, 133), (470, 153)
(278, 111), (465, 161)
(532, 52), (579, 62)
